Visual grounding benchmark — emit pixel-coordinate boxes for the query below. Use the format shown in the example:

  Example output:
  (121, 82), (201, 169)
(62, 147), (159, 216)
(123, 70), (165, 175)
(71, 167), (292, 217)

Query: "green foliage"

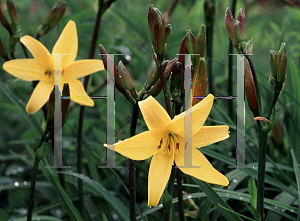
(0, 0), (299, 220)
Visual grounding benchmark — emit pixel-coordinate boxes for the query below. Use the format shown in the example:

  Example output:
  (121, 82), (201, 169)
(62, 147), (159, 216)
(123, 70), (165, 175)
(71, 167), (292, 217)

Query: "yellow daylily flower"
(3, 20), (104, 114)
(106, 94), (230, 207)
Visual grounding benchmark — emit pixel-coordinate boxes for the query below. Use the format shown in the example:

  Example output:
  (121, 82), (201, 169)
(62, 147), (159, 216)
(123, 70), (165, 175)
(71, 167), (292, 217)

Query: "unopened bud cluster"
(269, 42), (287, 92)
(225, 7), (252, 54)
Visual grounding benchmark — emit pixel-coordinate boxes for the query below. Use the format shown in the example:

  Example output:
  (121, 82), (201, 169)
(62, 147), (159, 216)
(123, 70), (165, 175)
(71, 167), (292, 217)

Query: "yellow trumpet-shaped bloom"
(106, 94), (229, 207)
(3, 20), (104, 114)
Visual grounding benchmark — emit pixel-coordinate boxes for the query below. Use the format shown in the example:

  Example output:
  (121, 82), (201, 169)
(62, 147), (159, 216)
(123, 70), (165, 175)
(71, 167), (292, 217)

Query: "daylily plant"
(3, 20), (104, 114)
(106, 94), (229, 207)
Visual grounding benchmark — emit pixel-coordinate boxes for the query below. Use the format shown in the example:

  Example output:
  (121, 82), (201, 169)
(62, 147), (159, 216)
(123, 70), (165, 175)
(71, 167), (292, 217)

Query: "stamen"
(157, 139), (162, 149)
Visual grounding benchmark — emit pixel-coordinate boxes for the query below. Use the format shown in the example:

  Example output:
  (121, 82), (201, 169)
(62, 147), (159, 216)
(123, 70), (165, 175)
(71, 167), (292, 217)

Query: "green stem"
(27, 137), (45, 221)
(129, 102), (139, 221)
(227, 0), (237, 119)
(256, 121), (268, 221)
(206, 14), (214, 95)
(176, 170), (185, 221)
(164, 165), (177, 221)
(76, 0), (104, 215)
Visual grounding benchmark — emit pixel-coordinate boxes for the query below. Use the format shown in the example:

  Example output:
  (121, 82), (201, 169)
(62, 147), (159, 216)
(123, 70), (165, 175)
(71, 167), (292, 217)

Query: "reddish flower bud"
(244, 58), (259, 117)
(276, 42), (287, 91)
(225, 7), (237, 47)
(7, 0), (18, 26)
(49, 3), (66, 29)
(0, 37), (9, 61)
(0, 0), (11, 33)
(148, 5), (165, 62)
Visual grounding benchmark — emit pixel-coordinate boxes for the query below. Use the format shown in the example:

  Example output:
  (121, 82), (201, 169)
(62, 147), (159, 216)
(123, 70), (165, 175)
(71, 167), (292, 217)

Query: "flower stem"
(27, 137), (45, 221)
(158, 63), (173, 118)
(129, 102), (139, 221)
(164, 165), (176, 221)
(176, 170), (185, 221)
(257, 89), (280, 220)
(227, 0), (237, 119)
(256, 121), (267, 221)
(76, 0), (105, 215)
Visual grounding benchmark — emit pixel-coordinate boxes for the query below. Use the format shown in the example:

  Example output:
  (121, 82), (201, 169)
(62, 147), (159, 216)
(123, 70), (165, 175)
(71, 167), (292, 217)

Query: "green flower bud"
(186, 29), (195, 54)
(43, 3), (59, 26)
(269, 50), (277, 80)
(165, 24), (172, 44)
(192, 58), (207, 106)
(35, 144), (45, 161)
(99, 44), (136, 104)
(235, 20), (246, 43)
(148, 60), (168, 88)
(276, 42), (287, 91)
(245, 37), (253, 54)
(118, 61), (137, 98)
(195, 24), (206, 57)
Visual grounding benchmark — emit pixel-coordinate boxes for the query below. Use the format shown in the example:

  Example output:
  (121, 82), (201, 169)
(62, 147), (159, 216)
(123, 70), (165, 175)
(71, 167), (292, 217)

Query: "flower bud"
(35, 144), (45, 161)
(148, 60), (168, 88)
(186, 30), (195, 54)
(192, 58), (207, 106)
(234, 20), (246, 43)
(245, 37), (253, 54)
(0, 37), (9, 61)
(178, 35), (188, 66)
(43, 3), (59, 26)
(269, 50), (277, 80)
(7, 0), (18, 26)
(118, 61), (137, 99)
(99, 44), (135, 103)
(148, 5), (165, 62)
(225, 7), (237, 47)
(170, 61), (183, 97)
(147, 59), (175, 97)
(48, 3), (66, 29)
(0, 0), (11, 33)
(237, 8), (246, 37)
(244, 58), (259, 117)
(276, 42), (287, 91)
(165, 24), (172, 44)
(195, 24), (206, 57)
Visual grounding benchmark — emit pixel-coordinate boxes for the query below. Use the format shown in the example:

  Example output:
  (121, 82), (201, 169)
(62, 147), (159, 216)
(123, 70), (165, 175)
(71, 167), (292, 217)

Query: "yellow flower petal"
(192, 125), (229, 148)
(175, 148), (229, 186)
(67, 78), (94, 106)
(26, 81), (54, 114)
(63, 60), (104, 80)
(52, 20), (77, 67)
(106, 130), (163, 160)
(20, 36), (51, 69)
(138, 96), (171, 131)
(148, 151), (173, 207)
(3, 59), (44, 81)
(166, 94), (214, 137)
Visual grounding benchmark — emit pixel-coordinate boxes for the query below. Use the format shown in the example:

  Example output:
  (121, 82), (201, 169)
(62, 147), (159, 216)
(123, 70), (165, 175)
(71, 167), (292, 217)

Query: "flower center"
(157, 132), (180, 155)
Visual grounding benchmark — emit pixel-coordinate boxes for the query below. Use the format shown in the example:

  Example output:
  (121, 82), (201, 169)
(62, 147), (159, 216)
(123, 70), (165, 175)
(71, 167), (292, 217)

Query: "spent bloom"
(106, 94), (229, 207)
(3, 20), (104, 114)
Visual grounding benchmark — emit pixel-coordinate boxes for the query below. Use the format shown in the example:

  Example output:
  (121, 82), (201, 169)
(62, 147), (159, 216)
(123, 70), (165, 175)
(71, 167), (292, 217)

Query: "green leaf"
(218, 203), (256, 221)
(102, 213), (108, 221)
(59, 170), (130, 221)
(192, 178), (243, 221)
(248, 177), (257, 209)
(14, 216), (64, 221)
(291, 149), (300, 220)
(0, 209), (10, 220)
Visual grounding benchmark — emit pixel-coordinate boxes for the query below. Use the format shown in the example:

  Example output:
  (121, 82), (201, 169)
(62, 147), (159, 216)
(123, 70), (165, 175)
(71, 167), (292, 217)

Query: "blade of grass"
(291, 149), (300, 220)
